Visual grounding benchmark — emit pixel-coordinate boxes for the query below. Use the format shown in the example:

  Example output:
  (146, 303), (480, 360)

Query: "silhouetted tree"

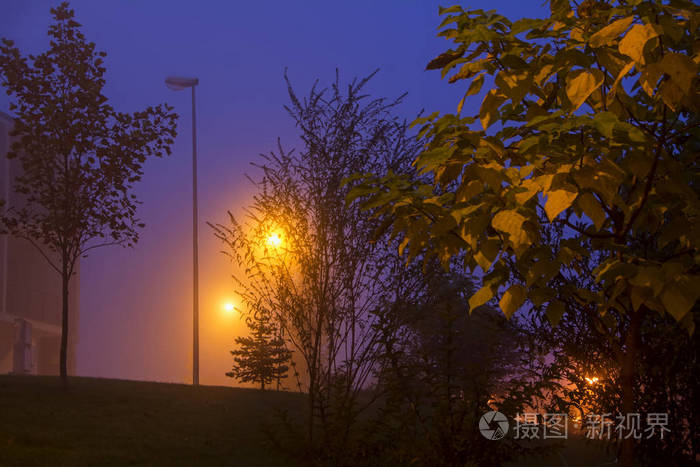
(212, 70), (422, 464)
(370, 261), (550, 466)
(0, 2), (177, 380)
(227, 311), (291, 391)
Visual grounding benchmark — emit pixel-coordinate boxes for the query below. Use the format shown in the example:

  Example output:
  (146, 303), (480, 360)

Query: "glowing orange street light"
(585, 376), (600, 385)
(267, 232), (282, 248)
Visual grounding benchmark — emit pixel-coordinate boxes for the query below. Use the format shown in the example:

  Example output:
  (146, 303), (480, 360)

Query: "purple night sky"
(1, 0), (544, 386)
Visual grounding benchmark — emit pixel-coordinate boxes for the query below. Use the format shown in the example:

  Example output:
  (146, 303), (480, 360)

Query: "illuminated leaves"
(468, 281), (496, 311)
(350, 2), (700, 333)
(492, 209), (530, 249)
(480, 89), (506, 130)
(565, 69), (604, 111)
(499, 284), (527, 319)
(618, 24), (660, 64)
(544, 188), (578, 222)
(589, 16), (634, 48)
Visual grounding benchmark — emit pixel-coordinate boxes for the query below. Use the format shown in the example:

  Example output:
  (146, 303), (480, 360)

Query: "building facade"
(0, 110), (79, 375)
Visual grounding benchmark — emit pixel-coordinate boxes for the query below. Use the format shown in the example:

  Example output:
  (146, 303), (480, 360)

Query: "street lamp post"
(165, 76), (200, 386)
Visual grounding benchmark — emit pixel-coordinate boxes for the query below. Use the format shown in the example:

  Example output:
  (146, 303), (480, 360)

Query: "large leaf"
(544, 189), (578, 221)
(618, 23), (659, 64)
(480, 89), (506, 130)
(589, 16), (634, 48)
(458, 74), (485, 114)
(492, 209), (529, 247)
(469, 282), (496, 311)
(659, 52), (697, 95)
(566, 69), (604, 111)
(500, 284), (527, 318)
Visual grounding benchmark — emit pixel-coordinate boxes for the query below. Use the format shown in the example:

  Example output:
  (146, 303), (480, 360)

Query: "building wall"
(0, 110), (79, 375)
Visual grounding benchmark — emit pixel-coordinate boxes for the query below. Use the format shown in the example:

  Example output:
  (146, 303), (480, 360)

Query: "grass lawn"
(0, 375), (617, 466)
(0, 375), (304, 466)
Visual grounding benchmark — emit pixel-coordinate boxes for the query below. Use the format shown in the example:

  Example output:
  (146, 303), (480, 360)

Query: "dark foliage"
(227, 310), (292, 391)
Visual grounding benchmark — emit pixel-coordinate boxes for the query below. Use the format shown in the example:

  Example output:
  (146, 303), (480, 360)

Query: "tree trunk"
(619, 310), (641, 467)
(60, 261), (70, 383)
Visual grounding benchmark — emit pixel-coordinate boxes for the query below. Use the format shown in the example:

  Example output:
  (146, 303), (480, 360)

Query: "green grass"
(0, 375), (304, 466)
(0, 375), (618, 466)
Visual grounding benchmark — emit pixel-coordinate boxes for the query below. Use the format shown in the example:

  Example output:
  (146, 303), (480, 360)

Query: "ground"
(0, 375), (303, 466)
(0, 375), (615, 466)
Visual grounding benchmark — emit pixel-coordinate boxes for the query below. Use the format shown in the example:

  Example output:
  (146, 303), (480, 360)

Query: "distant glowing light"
(223, 303), (235, 313)
(267, 232), (282, 247)
(585, 376), (600, 385)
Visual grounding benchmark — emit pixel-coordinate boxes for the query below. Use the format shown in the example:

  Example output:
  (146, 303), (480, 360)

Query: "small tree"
(0, 2), (177, 380)
(372, 261), (550, 466)
(227, 311), (291, 390)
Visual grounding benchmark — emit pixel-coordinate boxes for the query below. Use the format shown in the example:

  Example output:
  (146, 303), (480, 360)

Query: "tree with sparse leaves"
(212, 71), (422, 463)
(0, 2), (177, 381)
(227, 310), (291, 391)
(350, 1), (699, 465)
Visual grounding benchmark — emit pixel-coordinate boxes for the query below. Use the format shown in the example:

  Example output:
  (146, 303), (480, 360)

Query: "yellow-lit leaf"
(466, 73), (485, 97)
(577, 192), (606, 230)
(500, 284), (527, 318)
(514, 179), (540, 204)
(618, 24), (659, 64)
(535, 63), (554, 86)
(469, 283), (496, 311)
(589, 16), (634, 48)
(457, 74), (485, 114)
(492, 210), (529, 247)
(535, 173), (555, 191)
(480, 89), (506, 130)
(566, 69), (604, 111)
(519, 165), (535, 178)
(544, 189), (578, 221)
(398, 236), (410, 257)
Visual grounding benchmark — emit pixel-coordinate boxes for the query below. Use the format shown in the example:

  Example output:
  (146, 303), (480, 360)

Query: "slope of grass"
(0, 375), (303, 466)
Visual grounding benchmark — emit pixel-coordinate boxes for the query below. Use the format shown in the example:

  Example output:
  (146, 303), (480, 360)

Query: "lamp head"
(165, 76), (199, 91)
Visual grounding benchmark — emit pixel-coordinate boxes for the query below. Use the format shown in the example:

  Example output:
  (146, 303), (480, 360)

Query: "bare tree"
(211, 70), (421, 462)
